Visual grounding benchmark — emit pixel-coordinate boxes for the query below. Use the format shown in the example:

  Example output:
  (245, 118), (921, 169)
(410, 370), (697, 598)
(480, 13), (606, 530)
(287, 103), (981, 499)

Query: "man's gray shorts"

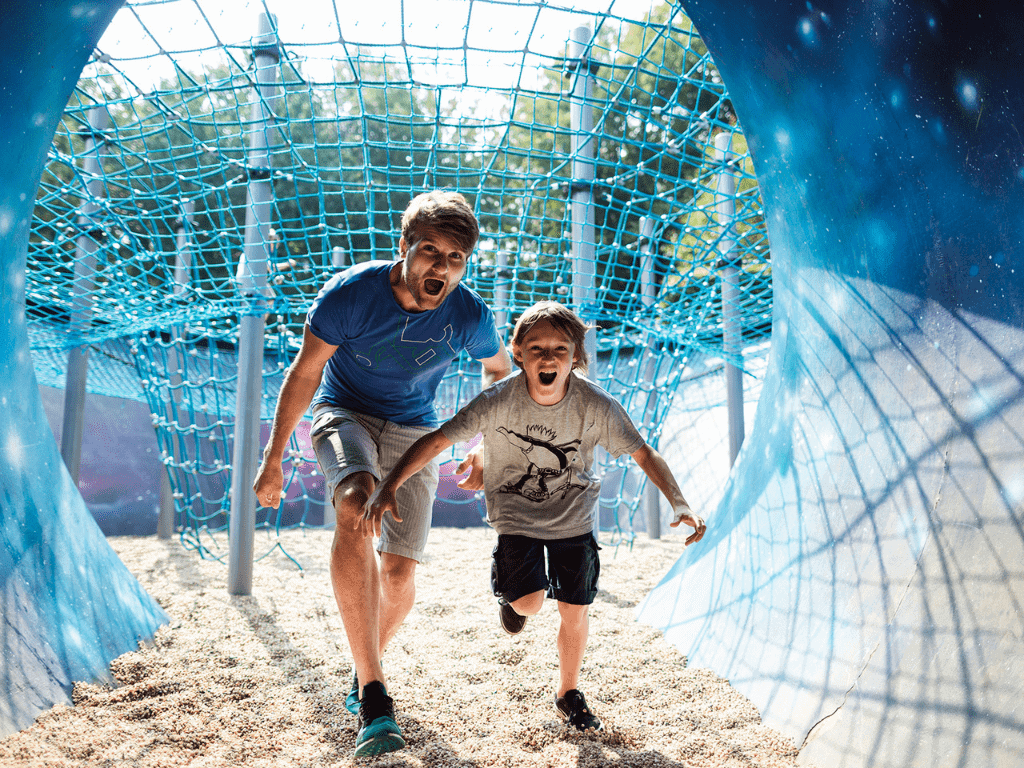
(310, 404), (439, 562)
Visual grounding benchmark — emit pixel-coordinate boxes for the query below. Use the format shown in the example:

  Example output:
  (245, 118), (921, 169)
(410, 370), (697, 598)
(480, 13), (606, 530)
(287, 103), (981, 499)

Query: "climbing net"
(27, 0), (770, 559)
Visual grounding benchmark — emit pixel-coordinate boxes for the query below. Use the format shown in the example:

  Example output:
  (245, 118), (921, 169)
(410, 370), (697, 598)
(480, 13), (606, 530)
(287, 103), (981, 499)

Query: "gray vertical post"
(568, 25), (598, 368)
(229, 12), (279, 595)
(331, 246), (347, 272)
(639, 215), (661, 539)
(158, 199), (195, 539)
(322, 244), (347, 531)
(495, 250), (510, 338)
(715, 132), (745, 467)
(61, 106), (109, 484)
(568, 25), (601, 535)
(172, 199), (195, 297)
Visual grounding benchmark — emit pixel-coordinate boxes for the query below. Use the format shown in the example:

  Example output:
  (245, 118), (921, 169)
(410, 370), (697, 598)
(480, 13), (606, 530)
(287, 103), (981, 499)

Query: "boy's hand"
(455, 444), (485, 490)
(671, 503), (706, 546)
(360, 485), (403, 538)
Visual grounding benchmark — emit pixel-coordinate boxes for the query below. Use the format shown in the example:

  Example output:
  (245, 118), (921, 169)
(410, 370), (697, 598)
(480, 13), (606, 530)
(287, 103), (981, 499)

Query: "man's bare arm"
(253, 326), (338, 508)
(479, 344), (512, 388)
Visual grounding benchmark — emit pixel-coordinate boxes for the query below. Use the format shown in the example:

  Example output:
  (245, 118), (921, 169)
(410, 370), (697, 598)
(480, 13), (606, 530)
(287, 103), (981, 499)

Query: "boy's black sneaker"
(498, 598), (527, 635)
(345, 670), (359, 715)
(555, 689), (603, 732)
(354, 681), (405, 757)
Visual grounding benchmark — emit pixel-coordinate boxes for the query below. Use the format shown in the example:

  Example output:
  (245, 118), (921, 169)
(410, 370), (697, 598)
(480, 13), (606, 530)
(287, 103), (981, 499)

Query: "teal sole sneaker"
(345, 670), (359, 715)
(354, 680), (405, 757)
(354, 715), (406, 757)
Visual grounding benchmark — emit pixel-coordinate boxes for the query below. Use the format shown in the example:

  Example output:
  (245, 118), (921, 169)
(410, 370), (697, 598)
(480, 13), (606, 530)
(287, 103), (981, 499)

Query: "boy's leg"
(546, 533), (603, 731)
(556, 601), (590, 695)
(492, 535), (549, 633)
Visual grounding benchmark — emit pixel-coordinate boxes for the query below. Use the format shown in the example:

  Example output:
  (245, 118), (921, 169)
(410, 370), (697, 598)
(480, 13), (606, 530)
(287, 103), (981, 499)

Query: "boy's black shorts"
(490, 532), (601, 606)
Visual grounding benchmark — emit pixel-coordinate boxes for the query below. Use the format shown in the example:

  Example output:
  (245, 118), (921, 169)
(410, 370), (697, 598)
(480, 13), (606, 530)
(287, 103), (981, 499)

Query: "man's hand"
(455, 444), (485, 491)
(253, 460), (285, 510)
(360, 486), (403, 538)
(671, 504), (706, 546)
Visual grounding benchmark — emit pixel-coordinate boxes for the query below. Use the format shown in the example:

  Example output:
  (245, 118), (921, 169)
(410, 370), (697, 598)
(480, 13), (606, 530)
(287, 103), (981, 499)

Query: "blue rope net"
(28, 0), (771, 559)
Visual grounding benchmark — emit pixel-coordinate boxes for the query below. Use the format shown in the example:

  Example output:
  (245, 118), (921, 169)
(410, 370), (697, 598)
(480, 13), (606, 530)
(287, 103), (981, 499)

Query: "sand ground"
(0, 528), (807, 767)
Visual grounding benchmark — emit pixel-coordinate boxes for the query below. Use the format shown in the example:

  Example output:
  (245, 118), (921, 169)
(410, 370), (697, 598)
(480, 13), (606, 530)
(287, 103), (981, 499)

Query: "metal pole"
(61, 105), (109, 484)
(322, 244), (348, 531)
(715, 132), (745, 467)
(172, 199), (195, 297)
(158, 200), (195, 539)
(568, 25), (601, 536)
(639, 215), (661, 539)
(495, 250), (510, 338)
(568, 25), (597, 367)
(229, 12), (279, 595)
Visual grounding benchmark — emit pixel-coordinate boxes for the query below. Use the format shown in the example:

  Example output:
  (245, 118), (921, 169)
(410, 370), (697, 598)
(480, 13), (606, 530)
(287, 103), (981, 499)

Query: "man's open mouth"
(424, 279), (444, 296)
(538, 371), (557, 385)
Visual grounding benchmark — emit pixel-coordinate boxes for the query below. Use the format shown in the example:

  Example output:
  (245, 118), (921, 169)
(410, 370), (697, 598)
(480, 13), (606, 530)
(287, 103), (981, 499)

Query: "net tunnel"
(0, 0), (169, 738)
(637, 2), (1024, 766)
(1, 2), (1023, 767)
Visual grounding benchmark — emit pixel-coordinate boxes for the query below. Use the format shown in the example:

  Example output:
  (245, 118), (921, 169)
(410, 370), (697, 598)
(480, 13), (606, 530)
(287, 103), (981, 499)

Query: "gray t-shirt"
(441, 371), (645, 538)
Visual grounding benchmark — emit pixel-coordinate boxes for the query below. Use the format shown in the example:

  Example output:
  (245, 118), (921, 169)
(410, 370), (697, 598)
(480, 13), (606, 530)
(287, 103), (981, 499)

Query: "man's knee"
(380, 553), (417, 592)
(332, 472), (375, 518)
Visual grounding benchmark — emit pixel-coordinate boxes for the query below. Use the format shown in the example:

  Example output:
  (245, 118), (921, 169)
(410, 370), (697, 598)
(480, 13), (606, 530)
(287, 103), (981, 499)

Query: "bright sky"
(95, 0), (659, 91)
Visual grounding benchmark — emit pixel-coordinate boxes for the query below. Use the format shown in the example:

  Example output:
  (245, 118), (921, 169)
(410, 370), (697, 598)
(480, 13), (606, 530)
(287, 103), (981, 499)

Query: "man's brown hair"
(401, 190), (479, 255)
(511, 301), (591, 373)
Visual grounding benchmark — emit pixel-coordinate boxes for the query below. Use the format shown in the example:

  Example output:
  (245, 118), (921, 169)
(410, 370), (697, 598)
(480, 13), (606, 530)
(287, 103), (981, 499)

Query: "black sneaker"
(498, 598), (527, 635)
(345, 669), (359, 715)
(555, 689), (603, 732)
(354, 681), (405, 757)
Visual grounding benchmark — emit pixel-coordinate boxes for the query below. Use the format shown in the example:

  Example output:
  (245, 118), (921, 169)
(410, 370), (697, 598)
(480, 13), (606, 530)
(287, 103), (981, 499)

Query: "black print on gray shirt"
(496, 425), (586, 503)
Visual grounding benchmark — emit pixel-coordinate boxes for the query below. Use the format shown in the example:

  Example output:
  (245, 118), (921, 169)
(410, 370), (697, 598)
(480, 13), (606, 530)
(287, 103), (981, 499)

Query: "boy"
(363, 301), (705, 732)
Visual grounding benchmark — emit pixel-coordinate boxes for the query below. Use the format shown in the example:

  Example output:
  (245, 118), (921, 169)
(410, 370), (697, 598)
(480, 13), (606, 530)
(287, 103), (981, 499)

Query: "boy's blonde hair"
(511, 301), (591, 373)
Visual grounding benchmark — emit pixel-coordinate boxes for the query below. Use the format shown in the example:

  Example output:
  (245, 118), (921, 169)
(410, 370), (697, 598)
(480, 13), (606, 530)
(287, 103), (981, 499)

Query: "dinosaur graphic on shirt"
(496, 425), (586, 502)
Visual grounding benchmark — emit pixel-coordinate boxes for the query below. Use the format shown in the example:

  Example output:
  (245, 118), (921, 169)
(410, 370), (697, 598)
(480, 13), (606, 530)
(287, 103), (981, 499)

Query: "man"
(253, 190), (511, 757)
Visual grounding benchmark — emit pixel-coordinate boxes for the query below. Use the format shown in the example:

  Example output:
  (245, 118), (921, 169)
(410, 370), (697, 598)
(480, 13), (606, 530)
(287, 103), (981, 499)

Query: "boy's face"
(513, 318), (579, 405)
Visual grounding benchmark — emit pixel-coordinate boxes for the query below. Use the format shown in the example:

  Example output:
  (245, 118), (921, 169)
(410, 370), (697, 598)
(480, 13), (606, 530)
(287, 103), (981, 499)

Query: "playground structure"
(2, 1), (1023, 767)
(28, 0), (768, 570)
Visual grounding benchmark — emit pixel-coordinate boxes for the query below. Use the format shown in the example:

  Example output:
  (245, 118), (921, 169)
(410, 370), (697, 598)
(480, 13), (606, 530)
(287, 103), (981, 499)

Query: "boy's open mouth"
(424, 278), (444, 296)
(538, 371), (557, 385)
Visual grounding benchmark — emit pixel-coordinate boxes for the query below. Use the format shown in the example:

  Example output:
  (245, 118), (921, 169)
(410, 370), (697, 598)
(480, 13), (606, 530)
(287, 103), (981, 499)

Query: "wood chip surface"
(0, 528), (807, 767)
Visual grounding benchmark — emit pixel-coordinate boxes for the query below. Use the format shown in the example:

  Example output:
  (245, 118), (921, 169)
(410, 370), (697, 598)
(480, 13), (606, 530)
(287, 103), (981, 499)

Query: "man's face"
(395, 228), (469, 312)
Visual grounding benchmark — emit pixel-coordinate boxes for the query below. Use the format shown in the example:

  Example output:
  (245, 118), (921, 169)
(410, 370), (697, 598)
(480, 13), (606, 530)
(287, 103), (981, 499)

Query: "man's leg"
(378, 552), (417, 652)
(329, 472), (386, 689)
(374, 422), (439, 651)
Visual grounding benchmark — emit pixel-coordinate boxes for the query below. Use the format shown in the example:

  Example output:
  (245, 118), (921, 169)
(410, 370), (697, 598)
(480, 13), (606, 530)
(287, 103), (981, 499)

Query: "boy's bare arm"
(453, 346), (512, 491)
(360, 429), (454, 538)
(631, 443), (707, 546)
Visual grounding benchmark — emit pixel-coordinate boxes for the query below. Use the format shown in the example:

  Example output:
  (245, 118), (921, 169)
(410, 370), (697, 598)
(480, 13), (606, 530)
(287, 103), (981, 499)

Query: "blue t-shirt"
(307, 261), (501, 426)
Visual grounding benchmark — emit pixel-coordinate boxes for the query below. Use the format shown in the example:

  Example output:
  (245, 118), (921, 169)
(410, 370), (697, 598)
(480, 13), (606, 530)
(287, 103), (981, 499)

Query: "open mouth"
(538, 371), (557, 386)
(424, 278), (444, 296)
